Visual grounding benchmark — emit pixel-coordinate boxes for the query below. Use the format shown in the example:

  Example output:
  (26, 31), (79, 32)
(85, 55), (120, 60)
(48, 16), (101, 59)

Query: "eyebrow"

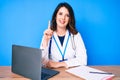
(58, 11), (69, 15)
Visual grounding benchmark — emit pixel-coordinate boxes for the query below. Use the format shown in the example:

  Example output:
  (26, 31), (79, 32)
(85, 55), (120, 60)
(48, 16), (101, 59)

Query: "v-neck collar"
(53, 30), (69, 52)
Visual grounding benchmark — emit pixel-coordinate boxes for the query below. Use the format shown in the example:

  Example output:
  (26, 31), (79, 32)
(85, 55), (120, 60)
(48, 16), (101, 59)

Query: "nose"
(62, 15), (65, 20)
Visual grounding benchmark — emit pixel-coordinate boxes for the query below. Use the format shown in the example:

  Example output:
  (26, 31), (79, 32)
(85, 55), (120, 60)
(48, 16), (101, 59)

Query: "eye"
(66, 14), (70, 17)
(58, 12), (62, 15)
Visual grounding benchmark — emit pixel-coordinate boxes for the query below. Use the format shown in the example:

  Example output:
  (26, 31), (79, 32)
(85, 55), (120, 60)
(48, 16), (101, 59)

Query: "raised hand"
(44, 20), (53, 40)
(42, 21), (53, 48)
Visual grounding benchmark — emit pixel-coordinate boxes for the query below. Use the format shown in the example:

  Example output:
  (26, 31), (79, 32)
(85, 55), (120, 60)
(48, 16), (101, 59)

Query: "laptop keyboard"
(41, 72), (51, 80)
(41, 67), (59, 80)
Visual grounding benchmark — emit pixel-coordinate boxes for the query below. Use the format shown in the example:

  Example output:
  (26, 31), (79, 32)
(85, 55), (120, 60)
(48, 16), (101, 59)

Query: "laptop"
(12, 44), (59, 80)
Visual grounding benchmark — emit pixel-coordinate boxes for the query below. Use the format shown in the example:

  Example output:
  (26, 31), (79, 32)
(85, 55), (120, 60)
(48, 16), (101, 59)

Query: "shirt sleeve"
(64, 32), (87, 68)
(40, 37), (49, 66)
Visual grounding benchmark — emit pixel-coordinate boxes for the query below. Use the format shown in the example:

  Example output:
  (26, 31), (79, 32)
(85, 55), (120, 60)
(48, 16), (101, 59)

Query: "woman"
(40, 2), (87, 68)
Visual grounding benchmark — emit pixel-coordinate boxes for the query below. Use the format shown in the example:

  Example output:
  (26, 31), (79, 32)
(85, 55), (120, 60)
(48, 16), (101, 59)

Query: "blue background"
(0, 0), (120, 66)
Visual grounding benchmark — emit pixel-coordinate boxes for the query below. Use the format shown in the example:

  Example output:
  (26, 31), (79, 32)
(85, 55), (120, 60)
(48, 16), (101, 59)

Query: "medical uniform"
(40, 30), (87, 68)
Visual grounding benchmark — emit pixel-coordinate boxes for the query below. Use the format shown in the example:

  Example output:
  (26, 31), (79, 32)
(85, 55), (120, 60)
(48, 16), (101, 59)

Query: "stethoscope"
(48, 32), (76, 62)
(71, 34), (76, 58)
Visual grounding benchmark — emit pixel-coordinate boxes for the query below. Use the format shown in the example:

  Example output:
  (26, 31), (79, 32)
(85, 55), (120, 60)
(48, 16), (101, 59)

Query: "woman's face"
(56, 7), (70, 29)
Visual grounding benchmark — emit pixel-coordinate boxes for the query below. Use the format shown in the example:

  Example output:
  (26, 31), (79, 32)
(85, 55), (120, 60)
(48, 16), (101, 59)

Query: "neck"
(56, 27), (66, 36)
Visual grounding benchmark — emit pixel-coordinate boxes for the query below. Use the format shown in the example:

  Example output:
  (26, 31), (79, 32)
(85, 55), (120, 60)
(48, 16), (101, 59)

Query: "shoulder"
(71, 32), (83, 41)
(73, 32), (82, 37)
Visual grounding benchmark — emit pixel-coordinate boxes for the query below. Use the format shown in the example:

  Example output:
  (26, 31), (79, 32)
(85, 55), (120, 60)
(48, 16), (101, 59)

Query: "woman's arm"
(46, 60), (68, 68)
(40, 29), (53, 66)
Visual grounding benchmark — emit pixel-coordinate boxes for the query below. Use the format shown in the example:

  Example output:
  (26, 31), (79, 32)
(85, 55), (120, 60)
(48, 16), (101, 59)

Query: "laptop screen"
(12, 44), (42, 80)
(12, 44), (59, 80)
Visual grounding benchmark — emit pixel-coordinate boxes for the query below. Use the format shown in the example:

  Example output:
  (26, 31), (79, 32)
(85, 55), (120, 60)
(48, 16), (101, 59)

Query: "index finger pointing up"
(48, 20), (51, 29)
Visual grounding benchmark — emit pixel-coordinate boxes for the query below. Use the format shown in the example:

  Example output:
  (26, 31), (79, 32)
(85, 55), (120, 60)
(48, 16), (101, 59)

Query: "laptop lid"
(12, 44), (42, 80)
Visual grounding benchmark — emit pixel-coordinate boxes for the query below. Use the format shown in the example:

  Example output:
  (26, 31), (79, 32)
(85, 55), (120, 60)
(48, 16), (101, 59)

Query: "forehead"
(58, 7), (69, 14)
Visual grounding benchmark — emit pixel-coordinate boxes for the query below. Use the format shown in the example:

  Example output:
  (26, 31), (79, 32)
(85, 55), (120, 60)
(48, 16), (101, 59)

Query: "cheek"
(66, 18), (69, 23)
(56, 16), (60, 22)
(56, 14), (60, 19)
(56, 18), (59, 24)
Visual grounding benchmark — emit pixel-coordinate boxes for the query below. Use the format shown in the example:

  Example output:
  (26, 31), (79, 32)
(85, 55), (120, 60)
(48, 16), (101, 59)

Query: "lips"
(59, 20), (65, 24)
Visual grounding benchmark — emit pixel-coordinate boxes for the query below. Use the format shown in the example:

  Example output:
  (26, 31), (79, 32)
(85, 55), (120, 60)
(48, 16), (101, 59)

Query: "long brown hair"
(50, 2), (78, 35)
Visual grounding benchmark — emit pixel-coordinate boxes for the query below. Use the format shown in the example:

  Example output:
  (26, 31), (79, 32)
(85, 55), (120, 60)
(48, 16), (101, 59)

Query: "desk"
(0, 66), (120, 80)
